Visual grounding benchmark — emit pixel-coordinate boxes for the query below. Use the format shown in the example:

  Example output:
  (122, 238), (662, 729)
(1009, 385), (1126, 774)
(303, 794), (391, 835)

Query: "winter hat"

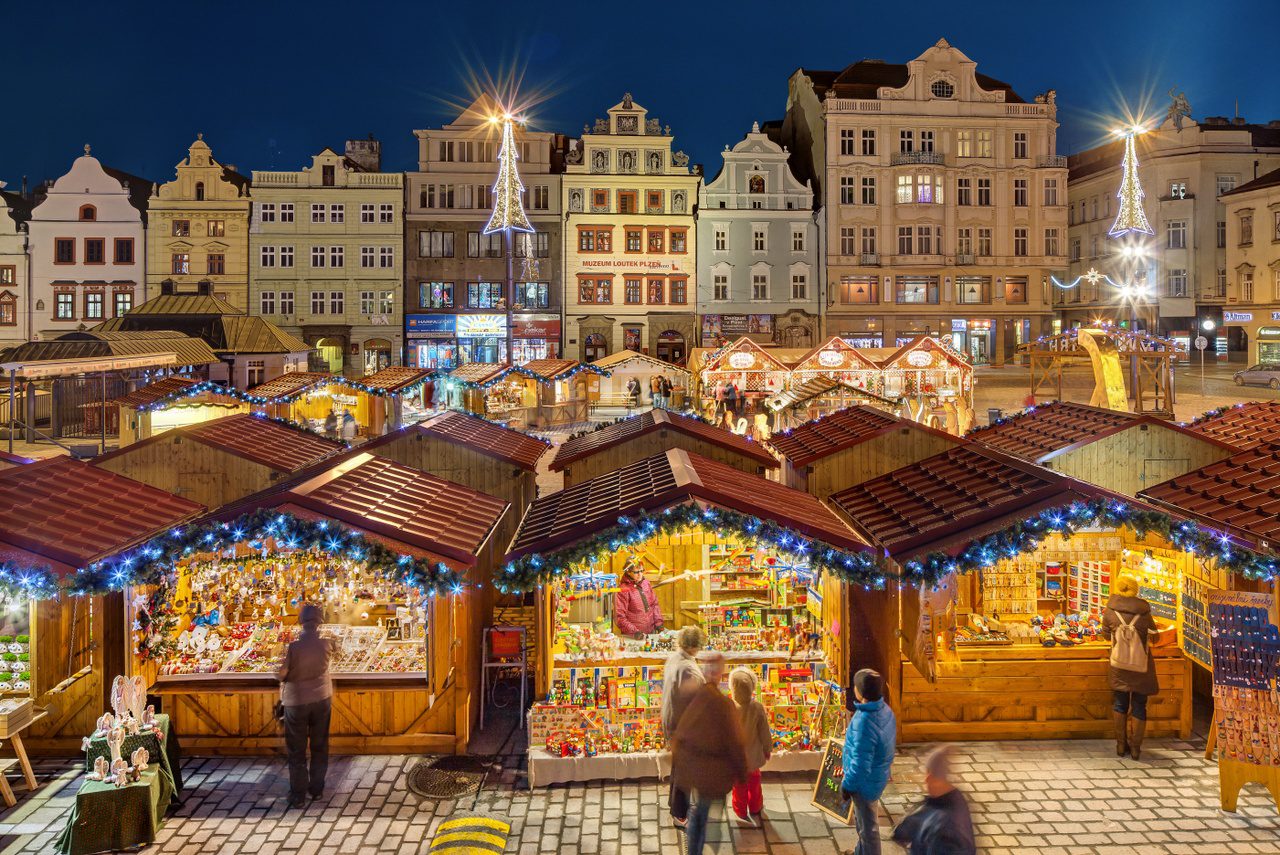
(853, 668), (883, 702)
(1115, 575), (1140, 598)
(299, 603), (324, 626)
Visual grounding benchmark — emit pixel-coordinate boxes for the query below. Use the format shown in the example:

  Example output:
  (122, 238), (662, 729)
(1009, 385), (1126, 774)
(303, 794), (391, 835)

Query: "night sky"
(3, 0), (1276, 188)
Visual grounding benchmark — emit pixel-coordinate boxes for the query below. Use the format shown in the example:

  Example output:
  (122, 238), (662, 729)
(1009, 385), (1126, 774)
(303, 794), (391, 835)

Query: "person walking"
(841, 668), (897, 855)
(613, 563), (664, 638)
(729, 667), (771, 825)
(1103, 575), (1160, 760)
(662, 626), (706, 827)
(278, 604), (334, 808)
(670, 653), (747, 854)
(891, 745), (975, 855)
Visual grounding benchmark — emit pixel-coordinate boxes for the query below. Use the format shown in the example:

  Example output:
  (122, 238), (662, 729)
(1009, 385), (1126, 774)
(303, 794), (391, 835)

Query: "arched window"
(748, 175), (765, 194)
(195, 182), (205, 201)
(79, 205), (96, 221)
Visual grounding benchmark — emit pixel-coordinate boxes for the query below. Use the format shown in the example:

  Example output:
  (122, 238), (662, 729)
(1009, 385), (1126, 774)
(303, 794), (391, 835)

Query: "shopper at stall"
(729, 667), (771, 825)
(323, 411), (338, 439)
(724, 382), (738, 424)
(661, 375), (674, 411)
(662, 626), (706, 827)
(841, 668), (897, 855)
(278, 603), (335, 808)
(651, 374), (665, 409)
(613, 563), (664, 638)
(891, 746), (976, 855)
(1102, 575), (1160, 760)
(671, 653), (747, 854)
(626, 376), (641, 407)
(714, 380), (727, 420)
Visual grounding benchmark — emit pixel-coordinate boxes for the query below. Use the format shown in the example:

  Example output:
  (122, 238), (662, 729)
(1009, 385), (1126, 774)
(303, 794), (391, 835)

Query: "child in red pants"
(729, 668), (771, 824)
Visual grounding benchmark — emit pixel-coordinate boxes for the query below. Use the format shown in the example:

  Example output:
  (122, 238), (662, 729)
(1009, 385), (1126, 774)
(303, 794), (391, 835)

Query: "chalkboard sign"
(811, 739), (854, 822)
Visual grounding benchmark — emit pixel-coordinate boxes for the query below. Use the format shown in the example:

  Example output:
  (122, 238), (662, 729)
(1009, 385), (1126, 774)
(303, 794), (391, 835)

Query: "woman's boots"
(1113, 711), (1129, 756)
(1129, 718), (1146, 761)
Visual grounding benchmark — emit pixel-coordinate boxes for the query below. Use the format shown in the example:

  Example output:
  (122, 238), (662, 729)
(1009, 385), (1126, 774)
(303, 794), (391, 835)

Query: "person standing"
(841, 668), (897, 855)
(662, 626), (706, 827)
(714, 380), (727, 420)
(723, 382), (737, 424)
(278, 604), (334, 808)
(626, 376), (641, 408)
(891, 746), (976, 855)
(650, 373), (664, 409)
(323, 410), (338, 439)
(670, 653), (747, 854)
(661, 374), (673, 411)
(729, 667), (771, 824)
(1102, 575), (1160, 760)
(613, 564), (664, 638)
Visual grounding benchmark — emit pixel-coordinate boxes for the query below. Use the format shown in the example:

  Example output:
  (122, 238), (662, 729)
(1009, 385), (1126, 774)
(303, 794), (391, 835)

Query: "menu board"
(811, 738), (854, 822)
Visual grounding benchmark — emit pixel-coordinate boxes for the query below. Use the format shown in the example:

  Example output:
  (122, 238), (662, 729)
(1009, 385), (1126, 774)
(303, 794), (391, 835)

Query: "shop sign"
(1272, 312), (1280, 321)
(817, 349), (844, 368)
(728, 352), (756, 369)
(1257, 327), (1280, 338)
(1224, 311), (1254, 323)
(712, 314), (774, 336)
(951, 319), (968, 332)
(906, 350), (933, 368)
(579, 257), (684, 273)
(406, 314), (456, 334)
(513, 315), (561, 339)
(456, 314), (507, 337)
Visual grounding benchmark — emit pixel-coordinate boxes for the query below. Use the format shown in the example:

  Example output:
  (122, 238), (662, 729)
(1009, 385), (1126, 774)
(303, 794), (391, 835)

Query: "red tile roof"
(766, 405), (959, 468)
(967, 401), (1141, 460)
(1185, 402), (1280, 451)
(828, 444), (1102, 560)
(518, 359), (586, 380)
(508, 449), (866, 557)
(109, 376), (199, 409)
(184, 413), (346, 471)
(550, 410), (777, 471)
(360, 410), (549, 471)
(1139, 443), (1280, 546)
(0, 457), (203, 571)
(0, 451), (31, 467)
(449, 363), (511, 385)
(358, 366), (435, 394)
(246, 372), (342, 402)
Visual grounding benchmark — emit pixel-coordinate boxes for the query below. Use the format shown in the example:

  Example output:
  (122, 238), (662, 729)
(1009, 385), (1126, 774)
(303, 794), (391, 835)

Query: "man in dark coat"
(892, 746), (976, 855)
(1102, 575), (1160, 760)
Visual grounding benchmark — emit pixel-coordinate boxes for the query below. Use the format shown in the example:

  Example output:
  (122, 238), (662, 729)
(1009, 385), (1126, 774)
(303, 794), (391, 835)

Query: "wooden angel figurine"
(128, 675), (146, 722)
(111, 758), (129, 788)
(95, 712), (116, 736)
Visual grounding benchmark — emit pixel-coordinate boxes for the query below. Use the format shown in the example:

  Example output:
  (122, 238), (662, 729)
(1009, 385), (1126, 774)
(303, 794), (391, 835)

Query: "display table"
(54, 766), (172, 855)
(527, 746), (824, 788)
(84, 714), (182, 802)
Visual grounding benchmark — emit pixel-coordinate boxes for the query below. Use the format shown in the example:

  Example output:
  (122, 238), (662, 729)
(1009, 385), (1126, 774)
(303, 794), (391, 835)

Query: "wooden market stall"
(867, 337), (975, 434)
(586, 349), (693, 413)
(968, 401), (1236, 497)
(351, 366), (436, 437)
(764, 376), (903, 432)
(1183, 400), (1280, 450)
(787, 336), (880, 389)
(93, 412), (347, 511)
(0, 458), (203, 756)
(690, 338), (793, 427)
(444, 363), (514, 418)
(550, 409), (778, 487)
(827, 442), (1228, 743)
(246, 372), (368, 439)
(485, 359), (609, 430)
(110, 376), (250, 447)
(136, 452), (510, 755)
(767, 404), (964, 499)
(504, 447), (872, 786)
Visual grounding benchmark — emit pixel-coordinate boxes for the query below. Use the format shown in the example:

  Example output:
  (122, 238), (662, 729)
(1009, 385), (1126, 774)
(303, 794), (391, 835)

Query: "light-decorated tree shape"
(484, 117), (535, 236)
(1108, 132), (1154, 238)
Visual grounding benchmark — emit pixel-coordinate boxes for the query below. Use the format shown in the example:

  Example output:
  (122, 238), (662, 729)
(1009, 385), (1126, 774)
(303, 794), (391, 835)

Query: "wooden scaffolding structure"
(1017, 328), (1181, 418)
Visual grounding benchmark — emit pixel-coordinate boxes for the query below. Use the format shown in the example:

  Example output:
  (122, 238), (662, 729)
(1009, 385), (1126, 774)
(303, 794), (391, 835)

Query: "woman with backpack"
(1102, 575), (1160, 760)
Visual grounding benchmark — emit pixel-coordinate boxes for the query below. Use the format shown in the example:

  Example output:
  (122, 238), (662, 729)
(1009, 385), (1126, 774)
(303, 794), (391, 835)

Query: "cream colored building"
(1062, 115), (1280, 351)
(1222, 166), (1280, 364)
(250, 140), (403, 375)
(783, 39), (1066, 365)
(563, 94), (700, 364)
(147, 136), (251, 312)
(0, 188), (30, 350)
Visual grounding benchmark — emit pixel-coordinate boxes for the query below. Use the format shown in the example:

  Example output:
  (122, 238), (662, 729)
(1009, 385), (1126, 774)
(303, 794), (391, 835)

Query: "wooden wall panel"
(807, 429), (961, 501)
(94, 437), (276, 510)
(1049, 424), (1234, 497)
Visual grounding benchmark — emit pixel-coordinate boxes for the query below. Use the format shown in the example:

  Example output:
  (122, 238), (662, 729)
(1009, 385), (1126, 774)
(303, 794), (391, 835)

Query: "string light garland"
(483, 113), (535, 236)
(1109, 129), (1155, 238)
(0, 563), (60, 602)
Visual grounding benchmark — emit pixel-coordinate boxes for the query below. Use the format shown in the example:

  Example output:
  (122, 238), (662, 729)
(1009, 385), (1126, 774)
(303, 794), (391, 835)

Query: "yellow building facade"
(147, 136), (252, 310)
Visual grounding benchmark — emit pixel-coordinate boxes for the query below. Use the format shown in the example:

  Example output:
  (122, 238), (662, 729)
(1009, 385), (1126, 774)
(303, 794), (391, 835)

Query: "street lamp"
(1198, 319), (1217, 397)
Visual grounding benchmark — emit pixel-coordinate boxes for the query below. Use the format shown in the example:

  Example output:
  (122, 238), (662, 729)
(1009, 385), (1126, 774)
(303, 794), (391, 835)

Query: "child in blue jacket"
(841, 668), (897, 855)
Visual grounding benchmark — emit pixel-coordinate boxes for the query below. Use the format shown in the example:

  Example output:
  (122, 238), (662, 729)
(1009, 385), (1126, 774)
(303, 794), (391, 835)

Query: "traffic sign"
(1195, 336), (1208, 351)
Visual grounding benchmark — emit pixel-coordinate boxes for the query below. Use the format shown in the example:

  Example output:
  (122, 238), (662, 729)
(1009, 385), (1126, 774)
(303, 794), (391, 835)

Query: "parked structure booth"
(505, 448), (870, 786)
(550, 409), (778, 487)
(94, 412), (346, 511)
(135, 452), (510, 755)
(485, 359), (609, 430)
(827, 443), (1220, 743)
(0, 458), (203, 754)
(586, 349), (692, 412)
(351, 366), (435, 436)
(111, 376), (250, 447)
(246, 372), (367, 438)
(444, 363), (514, 418)
(968, 401), (1235, 497)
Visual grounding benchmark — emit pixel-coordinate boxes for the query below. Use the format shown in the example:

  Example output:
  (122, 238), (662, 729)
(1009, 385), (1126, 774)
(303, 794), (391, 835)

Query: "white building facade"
(0, 189), (30, 350)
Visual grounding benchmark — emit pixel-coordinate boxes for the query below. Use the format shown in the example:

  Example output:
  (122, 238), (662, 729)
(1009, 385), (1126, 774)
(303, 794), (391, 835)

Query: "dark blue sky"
(3, 0), (1276, 187)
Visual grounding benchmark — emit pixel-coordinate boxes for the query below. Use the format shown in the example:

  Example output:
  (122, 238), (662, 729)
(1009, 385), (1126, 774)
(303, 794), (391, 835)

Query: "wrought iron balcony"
(955, 253), (975, 265)
(1036, 155), (1067, 168)
(859, 253), (880, 266)
(890, 151), (945, 166)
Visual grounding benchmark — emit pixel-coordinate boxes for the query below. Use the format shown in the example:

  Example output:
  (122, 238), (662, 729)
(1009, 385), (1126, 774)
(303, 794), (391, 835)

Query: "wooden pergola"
(1017, 328), (1181, 418)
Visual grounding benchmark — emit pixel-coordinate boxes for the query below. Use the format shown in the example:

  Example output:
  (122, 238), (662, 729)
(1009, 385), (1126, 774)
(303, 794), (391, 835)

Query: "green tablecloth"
(54, 766), (172, 855)
(83, 713), (183, 800)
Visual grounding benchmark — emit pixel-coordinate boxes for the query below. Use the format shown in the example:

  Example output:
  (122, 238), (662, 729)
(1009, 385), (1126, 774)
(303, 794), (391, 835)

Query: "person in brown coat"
(1101, 575), (1160, 760)
(670, 653), (747, 853)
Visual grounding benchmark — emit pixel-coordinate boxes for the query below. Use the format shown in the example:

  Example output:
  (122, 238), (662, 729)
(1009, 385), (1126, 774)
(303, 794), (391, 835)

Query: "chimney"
(344, 136), (381, 172)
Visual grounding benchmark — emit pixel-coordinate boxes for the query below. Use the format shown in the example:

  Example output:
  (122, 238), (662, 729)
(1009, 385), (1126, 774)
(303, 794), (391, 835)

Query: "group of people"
(622, 373), (677, 410)
(711, 379), (743, 422)
(321, 409), (357, 441)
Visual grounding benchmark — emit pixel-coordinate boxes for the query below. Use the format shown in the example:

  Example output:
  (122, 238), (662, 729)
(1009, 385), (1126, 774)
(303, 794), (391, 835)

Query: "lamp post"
(1200, 319), (1216, 397)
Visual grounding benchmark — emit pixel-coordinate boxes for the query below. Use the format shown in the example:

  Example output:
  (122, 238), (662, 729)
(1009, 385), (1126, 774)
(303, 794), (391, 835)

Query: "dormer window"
(930, 79), (955, 99)
(195, 182), (205, 201)
(79, 205), (96, 221)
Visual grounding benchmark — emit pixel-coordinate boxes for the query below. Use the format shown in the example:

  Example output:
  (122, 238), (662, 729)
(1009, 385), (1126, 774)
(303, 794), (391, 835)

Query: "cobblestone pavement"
(3, 731), (1280, 854)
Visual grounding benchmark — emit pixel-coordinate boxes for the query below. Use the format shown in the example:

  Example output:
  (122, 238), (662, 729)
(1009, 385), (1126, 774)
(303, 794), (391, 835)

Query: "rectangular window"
(919, 130), (934, 153)
(312, 246), (326, 267)
(172, 220), (190, 237)
(1274, 270), (1280, 302)
(578, 277), (612, 304)
(1170, 181), (1187, 199)
(1242, 271), (1254, 302)
(752, 228), (765, 251)
(897, 226), (913, 256)
(1217, 220), (1226, 248)
(713, 274), (729, 301)
(1241, 214), (1254, 245)
(839, 275), (878, 304)
(360, 204), (375, 223)
(1013, 132), (1028, 159)
(646, 191), (663, 212)
(792, 228), (805, 252)
(896, 175), (912, 204)
(957, 276), (990, 304)
(956, 130), (972, 158)
(379, 203), (394, 223)
(670, 277), (687, 304)
(420, 282), (453, 308)
(171, 252), (190, 274)
(791, 272), (807, 300)
(260, 246), (276, 267)
(114, 291), (132, 317)
(1275, 211), (1280, 242)
(311, 291), (325, 314)
(648, 278), (665, 304)
(207, 220), (225, 237)
(311, 204), (326, 223)
(1216, 268), (1227, 298)
(1167, 219), (1186, 249)
(977, 228), (992, 256)
(956, 228), (972, 255)
(85, 238), (105, 264)
(861, 129), (876, 156)
(380, 246), (394, 268)
(361, 246), (375, 268)
(1013, 179), (1028, 207)
(207, 253), (225, 275)
(977, 178), (992, 206)
(1005, 276), (1028, 304)
(329, 246), (345, 268)
(280, 246), (294, 268)
(840, 129), (856, 156)
(956, 178), (971, 206)
(917, 174), (942, 204)
(919, 225), (936, 255)
(1069, 237), (1081, 261)
(1168, 268), (1188, 298)
(114, 238), (134, 264)
(84, 291), (104, 319)
(322, 165), (335, 186)
(246, 360), (266, 387)
(55, 238), (74, 263)
(260, 291), (276, 315)
(899, 129), (914, 154)
(1217, 174), (1238, 196)
(1044, 228), (1060, 257)
(466, 282), (504, 309)
(670, 230), (687, 253)
(839, 227), (856, 256)
(1043, 178), (1059, 206)
(752, 273), (768, 300)
(329, 204), (344, 224)
(280, 203), (294, 223)
(626, 229), (642, 252)
(861, 176), (876, 205)
(840, 176), (856, 204)
(531, 186), (549, 210)
(618, 191), (637, 214)
(532, 232), (549, 257)
(360, 291), (374, 315)
(975, 130), (992, 157)
(55, 292), (74, 319)
(279, 291), (294, 314)
(419, 230), (454, 257)
(625, 278), (643, 304)
(714, 227), (727, 251)
(260, 203), (276, 223)
(380, 290), (395, 314)
(648, 229), (665, 253)
(861, 227), (876, 255)
(330, 291), (344, 315)
(895, 276), (938, 304)
(578, 229), (595, 252)
(1014, 228), (1028, 256)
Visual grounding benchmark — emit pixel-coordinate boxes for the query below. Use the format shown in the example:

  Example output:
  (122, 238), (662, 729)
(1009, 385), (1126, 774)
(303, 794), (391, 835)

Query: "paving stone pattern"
(2, 735), (1279, 854)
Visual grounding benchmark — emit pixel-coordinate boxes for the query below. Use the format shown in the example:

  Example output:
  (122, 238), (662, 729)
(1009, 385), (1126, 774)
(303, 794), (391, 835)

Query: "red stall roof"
(449, 363), (511, 386)
(109, 375), (200, 409)
(246, 371), (343, 402)
(767, 405), (960, 468)
(550, 410), (777, 471)
(357, 366), (435, 395)
(508, 448), (867, 558)
(362, 410), (549, 472)
(1184, 401), (1280, 451)
(1139, 442), (1280, 547)
(0, 457), (204, 572)
(828, 444), (1108, 560)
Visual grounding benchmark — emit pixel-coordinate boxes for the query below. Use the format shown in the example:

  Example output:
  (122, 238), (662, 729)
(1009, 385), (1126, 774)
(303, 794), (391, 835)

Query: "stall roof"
(517, 358), (606, 381)
(0, 331), (220, 368)
(449, 362), (511, 385)
(1139, 442), (1280, 548)
(767, 405), (960, 468)
(1184, 401), (1280, 451)
(108, 375), (200, 409)
(550, 409), (777, 471)
(0, 457), (204, 572)
(220, 453), (509, 567)
(508, 448), (867, 558)
(246, 371), (343, 402)
(0, 451), (33, 467)
(828, 444), (1106, 560)
(698, 337), (792, 373)
(765, 376), (901, 412)
(789, 337), (879, 372)
(357, 366), (435, 394)
(967, 401), (1229, 462)
(879, 336), (971, 370)
(590, 349), (692, 377)
(362, 410), (550, 471)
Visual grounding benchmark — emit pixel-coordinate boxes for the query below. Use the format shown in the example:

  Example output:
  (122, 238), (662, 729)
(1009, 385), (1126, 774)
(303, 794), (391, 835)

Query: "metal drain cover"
(406, 756), (488, 801)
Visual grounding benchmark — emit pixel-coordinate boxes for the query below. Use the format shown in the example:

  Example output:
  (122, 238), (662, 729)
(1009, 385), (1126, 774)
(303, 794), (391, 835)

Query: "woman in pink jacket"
(614, 565), (664, 638)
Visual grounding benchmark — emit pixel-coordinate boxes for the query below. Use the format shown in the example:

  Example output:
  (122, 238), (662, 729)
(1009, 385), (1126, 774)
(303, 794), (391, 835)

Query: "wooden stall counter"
(897, 643), (1191, 744)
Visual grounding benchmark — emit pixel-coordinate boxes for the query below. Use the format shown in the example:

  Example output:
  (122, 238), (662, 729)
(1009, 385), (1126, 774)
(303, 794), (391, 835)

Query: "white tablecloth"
(527, 748), (823, 787)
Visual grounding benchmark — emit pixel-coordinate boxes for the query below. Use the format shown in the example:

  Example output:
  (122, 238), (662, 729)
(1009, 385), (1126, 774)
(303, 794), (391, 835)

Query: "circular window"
(931, 80), (955, 99)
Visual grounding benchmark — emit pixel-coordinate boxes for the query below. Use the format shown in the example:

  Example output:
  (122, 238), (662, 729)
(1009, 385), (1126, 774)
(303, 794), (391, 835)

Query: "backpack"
(1110, 612), (1148, 672)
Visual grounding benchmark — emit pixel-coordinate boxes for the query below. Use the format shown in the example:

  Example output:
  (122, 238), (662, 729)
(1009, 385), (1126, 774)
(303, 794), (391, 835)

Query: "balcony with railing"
(860, 253), (880, 266)
(1036, 155), (1067, 168)
(890, 151), (945, 167)
(955, 253), (975, 266)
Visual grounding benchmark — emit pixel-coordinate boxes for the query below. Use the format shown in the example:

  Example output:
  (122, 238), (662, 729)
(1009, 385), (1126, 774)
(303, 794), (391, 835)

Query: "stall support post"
(100, 371), (108, 454)
(7, 369), (14, 455)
